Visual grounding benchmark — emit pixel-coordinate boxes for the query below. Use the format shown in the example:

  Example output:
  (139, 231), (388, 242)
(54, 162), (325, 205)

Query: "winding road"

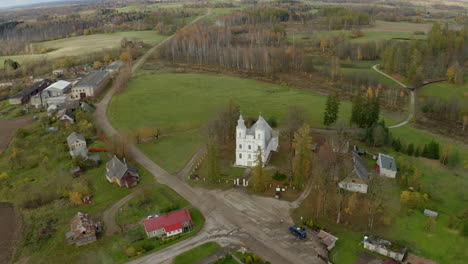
(95, 9), (326, 264)
(372, 64), (415, 128)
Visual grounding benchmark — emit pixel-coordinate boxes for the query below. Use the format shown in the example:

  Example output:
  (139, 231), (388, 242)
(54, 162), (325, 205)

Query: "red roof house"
(143, 209), (193, 238)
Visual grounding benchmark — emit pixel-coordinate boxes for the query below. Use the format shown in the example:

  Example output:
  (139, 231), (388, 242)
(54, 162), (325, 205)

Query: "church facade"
(235, 114), (279, 167)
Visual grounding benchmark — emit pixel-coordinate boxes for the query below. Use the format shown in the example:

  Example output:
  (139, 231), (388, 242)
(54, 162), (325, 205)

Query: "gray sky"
(0, 0), (66, 9)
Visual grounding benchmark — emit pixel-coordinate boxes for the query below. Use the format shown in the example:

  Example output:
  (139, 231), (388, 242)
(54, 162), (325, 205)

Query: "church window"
(258, 134), (261, 139)
(248, 145), (251, 150)
(239, 153), (242, 159)
(248, 154), (251, 159)
(239, 144), (242, 149)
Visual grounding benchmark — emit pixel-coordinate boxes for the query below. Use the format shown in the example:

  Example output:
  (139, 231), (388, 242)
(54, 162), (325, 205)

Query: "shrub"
(272, 171), (287, 181)
(125, 247), (136, 257)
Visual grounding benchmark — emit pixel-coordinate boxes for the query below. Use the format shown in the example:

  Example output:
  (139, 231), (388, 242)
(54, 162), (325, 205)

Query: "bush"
(125, 247), (136, 257)
(272, 171), (287, 181)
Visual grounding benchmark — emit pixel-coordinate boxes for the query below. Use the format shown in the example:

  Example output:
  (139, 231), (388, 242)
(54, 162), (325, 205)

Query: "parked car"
(289, 225), (307, 239)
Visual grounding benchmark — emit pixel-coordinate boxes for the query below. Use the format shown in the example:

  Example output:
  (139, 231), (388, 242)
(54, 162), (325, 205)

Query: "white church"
(235, 114), (279, 167)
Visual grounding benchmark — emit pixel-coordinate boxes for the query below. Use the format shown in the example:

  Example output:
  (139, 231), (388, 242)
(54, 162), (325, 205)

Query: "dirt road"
(372, 64), (415, 129)
(0, 204), (19, 264)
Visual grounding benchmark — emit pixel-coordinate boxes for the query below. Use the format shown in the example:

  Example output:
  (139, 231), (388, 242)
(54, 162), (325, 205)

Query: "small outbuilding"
(143, 209), (193, 239)
(376, 153), (397, 178)
(67, 132), (87, 158)
(423, 209), (438, 218)
(317, 230), (338, 251)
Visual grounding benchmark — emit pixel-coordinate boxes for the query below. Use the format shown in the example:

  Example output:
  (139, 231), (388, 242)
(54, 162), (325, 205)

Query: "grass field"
(0, 31), (166, 69)
(289, 30), (426, 43)
(418, 81), (468, 100)
(173, 242), (221, 264)
(107, 73), (353, 173)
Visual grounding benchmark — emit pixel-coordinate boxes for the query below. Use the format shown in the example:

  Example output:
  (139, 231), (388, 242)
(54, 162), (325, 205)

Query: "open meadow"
(107, 73), (353, 173)
(418, 81), (468, 100)
(0, 31), (167, 69)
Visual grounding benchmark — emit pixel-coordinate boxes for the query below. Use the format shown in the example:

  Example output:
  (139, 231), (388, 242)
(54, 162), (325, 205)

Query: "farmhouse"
(235, 114), (279, 167)
(65, 212), (101, 246)
(67, 132), (87, 158)
(376, 153), (397, 178)
(105, 156), (140, 188)
(339, 153), (370, 194)
(363, 235), (407, 261)
(9, 79), (52, 105)
(143, 209), (193, 239)
(71, 71), (110, 99)
(44, 80), (72, 97)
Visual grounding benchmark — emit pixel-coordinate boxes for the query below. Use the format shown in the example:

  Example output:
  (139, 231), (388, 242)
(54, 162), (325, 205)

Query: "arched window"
(239, 144), (242, 149)
(248, 145), (251, 150)
(258, 134), (261, 139)
(239, 153), (242, 159)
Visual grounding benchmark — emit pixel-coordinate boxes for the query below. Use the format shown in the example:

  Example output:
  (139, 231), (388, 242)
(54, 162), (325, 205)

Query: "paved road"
(372, 64), (415, 129)
(95, 9), (326, 264)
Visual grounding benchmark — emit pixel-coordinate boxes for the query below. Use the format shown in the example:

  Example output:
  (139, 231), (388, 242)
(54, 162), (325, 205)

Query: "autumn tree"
(250, 147), (266, 192)
(323, 94), (340, 127)
(114, 65), (132, 94)
(103, 55), (112, 63)
(93, 60), (103, 69)
(320, 37), (328, 53)
(292, 124), (313, 189)
(120, 52), (132, 62)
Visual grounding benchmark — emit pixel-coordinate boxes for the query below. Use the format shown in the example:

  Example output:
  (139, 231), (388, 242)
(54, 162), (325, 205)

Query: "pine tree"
(292, 124), (313, 189)
(323, 94), (340, 127)
(407, 143), (414, 156)
(251, 147), (265, 192)
(206, 143), (220, 183)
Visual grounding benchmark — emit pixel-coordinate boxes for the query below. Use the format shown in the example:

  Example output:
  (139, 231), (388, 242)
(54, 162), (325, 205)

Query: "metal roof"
(45, 80), (71, 91)
(67, 132), (85, 147)
(75, 71), (109, 88)
(378, 153), (397, 171)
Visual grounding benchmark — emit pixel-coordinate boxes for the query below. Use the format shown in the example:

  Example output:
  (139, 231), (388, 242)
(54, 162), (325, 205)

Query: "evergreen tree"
(206, 143), (220, 183)
(414, 147), (420, 157)
(250, 147), (266, 192)
(350, 92), (363, 127)
(323, 94), (340, 127)
(292, 124), (313, 189)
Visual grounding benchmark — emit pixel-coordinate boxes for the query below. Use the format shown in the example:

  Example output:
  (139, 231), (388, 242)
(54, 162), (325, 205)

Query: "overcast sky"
(0, 0), (66, 9)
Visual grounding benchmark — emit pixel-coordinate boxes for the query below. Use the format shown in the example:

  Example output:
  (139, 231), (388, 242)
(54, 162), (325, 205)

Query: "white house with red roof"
(143, 209), (193, 238)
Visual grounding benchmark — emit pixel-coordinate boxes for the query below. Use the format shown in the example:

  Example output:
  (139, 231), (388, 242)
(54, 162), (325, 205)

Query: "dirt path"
(372, 64), (415, 129)
(0, 204), (19, 264)
(0, 116), (34, 153)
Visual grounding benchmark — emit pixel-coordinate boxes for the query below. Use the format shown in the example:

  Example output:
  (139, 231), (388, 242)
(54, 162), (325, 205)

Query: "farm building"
(71, 71), (110, 99)
(143, 209), (193, 239)
(105, 60), (125, 73)
(339, 153), (370, 194)
(363, 235), (407, 261)
(44, 80), (72, 97)
(65, 212), (101, 246)
(376, 153), (397, 178)
(235, 114), (279, 167)
(9, 79), (52, 105)
(423, 209), (438, 218)
(67, 132), (87, 158)
(105, 156), (140, 188)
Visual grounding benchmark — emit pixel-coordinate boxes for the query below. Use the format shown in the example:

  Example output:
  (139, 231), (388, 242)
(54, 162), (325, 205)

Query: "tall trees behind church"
(292, 124), (313, 189)
(204, 99), (240, 144)
(250, 147), (266, 192)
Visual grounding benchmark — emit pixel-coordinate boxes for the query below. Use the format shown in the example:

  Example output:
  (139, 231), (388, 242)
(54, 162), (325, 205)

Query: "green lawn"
(418, 81), (468, 100)
(116, 183), (190, 227)
(173, 242), (221, 264)
(108, 73), (352, 173)
(0, 31), (167, 68)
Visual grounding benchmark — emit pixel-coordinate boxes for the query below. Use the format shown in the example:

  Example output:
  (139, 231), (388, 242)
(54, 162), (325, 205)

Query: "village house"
(105, 156), (140, 188)
(143, 209), (193, 239)
(363, 235), (407, 261)
(376, 153), (397, 178)
(9, 79), (52, 105)
(67, 132), (87, 158)
(339, 153), (370, 194)
(59, 109), (76, 124)
(65, 212), (101, 246)
(235, 114), (279, 167)
(71, 71), (110, 99)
